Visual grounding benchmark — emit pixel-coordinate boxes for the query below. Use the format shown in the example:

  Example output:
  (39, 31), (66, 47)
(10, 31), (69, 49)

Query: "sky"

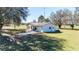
(22, 7), (75, 23)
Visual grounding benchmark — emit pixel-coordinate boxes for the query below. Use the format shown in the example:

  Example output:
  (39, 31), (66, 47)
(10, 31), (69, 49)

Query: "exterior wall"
(36, 23), (58, 32)
(36, 27), (41, 32)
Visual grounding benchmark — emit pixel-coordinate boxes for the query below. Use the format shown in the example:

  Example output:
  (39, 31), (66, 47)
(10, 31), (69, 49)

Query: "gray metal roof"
(29, 22), (51, 27)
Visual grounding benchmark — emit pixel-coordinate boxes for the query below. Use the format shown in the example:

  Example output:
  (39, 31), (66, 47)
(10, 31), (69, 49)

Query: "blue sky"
(23, 7), (75, 23)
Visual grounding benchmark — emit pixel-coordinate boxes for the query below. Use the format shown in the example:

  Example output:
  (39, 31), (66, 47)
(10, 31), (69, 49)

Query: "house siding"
(36, 23), (58, 32)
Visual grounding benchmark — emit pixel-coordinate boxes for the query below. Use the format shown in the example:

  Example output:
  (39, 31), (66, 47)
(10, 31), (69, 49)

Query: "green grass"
(2, 25), (27, 35)
(3, 24), (27, 30)
(1, 25), (79, 51)
(43, 29), (79, 51)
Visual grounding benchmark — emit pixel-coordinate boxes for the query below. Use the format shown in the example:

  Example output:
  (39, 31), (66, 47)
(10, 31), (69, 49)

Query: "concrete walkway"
(15, 31), (40, 36)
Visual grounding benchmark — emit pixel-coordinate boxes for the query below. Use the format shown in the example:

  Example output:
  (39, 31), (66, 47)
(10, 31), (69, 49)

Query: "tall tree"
(0, 7), (29, 34)
(63, 9), (75, 29)
(50, 9), (74, 29)
(38, 15), (45, 22)
(74, 7), (79, 25)
(44, 18), (50, 22)
(50, 12), (57, 25)
(50, 10), (64, 28)
(63, 9), (72, 24)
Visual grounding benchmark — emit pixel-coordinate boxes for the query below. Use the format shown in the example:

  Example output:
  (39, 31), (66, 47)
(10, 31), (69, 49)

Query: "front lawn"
(0, 25), (79, 51)
(43, 29), (79, 51)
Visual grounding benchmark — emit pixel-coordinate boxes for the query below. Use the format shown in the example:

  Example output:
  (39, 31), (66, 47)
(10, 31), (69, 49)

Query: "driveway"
(15, 31), (41, 37)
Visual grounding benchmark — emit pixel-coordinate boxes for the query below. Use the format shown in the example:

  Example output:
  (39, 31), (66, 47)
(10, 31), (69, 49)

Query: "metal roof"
(29, 22), (51, 27)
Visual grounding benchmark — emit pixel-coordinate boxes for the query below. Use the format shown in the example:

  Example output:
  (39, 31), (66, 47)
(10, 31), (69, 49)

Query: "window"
(49, 27), (51, 29)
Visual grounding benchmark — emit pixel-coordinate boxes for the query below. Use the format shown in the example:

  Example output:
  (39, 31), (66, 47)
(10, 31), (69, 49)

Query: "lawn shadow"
(14, 34), (65, 51)
(45, 32), (62, 34)
(0, 34), (66, 51)
(44, 30), (62, 33)
(0, 35), (32, 51)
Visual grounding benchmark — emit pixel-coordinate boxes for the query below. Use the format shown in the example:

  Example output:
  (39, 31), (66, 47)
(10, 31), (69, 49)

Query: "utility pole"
(44, 8), (45, 18)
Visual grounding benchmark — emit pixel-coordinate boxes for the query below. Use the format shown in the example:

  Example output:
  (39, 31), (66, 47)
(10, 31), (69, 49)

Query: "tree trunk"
(70, 24), (74, 30)
(0, 23), (3, 35)
(72, 27), (74, 29)
(71, 26), (74, 30)
(58, 25), (62, 29)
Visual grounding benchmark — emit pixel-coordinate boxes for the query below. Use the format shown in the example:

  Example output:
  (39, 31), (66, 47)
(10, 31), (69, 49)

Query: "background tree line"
(38, 7), (79, 29)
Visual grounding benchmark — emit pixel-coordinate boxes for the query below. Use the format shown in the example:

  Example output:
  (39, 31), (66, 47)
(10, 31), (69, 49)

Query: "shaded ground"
(0, 34), (65, 51)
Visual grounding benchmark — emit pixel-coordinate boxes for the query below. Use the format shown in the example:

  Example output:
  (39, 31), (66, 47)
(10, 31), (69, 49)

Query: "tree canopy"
(0, 7), (29, 30)
(38, 15), (50, 23)
(50, 8), (76, 29)
(38, 15), (45, 22)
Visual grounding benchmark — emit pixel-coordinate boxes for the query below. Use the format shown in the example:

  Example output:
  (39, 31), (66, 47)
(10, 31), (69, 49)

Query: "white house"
(27, 22), (60, 32)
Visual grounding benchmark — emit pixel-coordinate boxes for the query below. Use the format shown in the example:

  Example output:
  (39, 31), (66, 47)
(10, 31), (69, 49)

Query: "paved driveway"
(15, 31), (41, 37)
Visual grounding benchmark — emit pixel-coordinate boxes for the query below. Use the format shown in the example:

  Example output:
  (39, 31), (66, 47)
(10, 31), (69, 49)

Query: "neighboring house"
(27, 22), (60, 32)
